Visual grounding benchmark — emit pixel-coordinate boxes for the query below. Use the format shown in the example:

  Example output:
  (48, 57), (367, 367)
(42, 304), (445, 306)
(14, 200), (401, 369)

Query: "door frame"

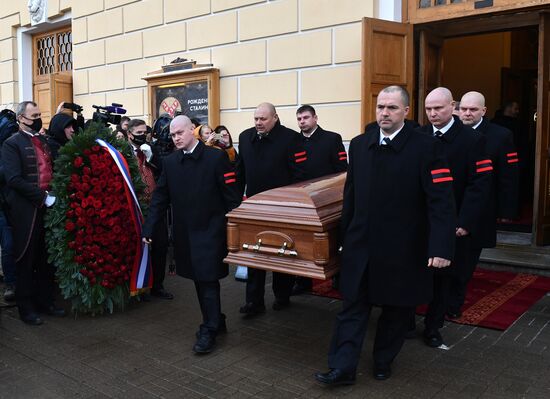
(415, 10), (547, 245)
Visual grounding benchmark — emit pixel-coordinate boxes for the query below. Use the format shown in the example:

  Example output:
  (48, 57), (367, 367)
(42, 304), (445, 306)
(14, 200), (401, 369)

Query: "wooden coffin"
(224, 172), (346, 280)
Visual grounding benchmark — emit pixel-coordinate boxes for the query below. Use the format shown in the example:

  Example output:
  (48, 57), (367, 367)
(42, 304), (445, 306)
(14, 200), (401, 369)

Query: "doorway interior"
(422, 26), (538, 238)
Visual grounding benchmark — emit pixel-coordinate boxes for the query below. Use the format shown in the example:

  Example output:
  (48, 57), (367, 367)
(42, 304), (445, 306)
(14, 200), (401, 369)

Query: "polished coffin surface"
(224, 172), (346, 279)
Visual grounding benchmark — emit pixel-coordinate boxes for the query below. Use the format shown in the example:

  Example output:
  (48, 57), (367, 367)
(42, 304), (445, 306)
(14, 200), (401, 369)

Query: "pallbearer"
(142, 115), (241, 354)
(315, 86), (455, 385)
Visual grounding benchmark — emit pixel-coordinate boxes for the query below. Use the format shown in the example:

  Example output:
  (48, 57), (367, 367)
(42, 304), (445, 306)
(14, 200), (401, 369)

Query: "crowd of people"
(0, 85), (519, 385)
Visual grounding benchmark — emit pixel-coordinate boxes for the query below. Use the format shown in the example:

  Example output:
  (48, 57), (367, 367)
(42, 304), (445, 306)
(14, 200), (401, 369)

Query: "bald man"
(449, 91), (519, 316)
(236, 102), (306, 316)
(143, 115), (241, 354)
(418, 87), (492, 348)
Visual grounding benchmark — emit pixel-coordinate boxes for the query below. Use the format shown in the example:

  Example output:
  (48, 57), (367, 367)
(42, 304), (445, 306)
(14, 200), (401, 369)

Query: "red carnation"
(65, 221), (76, 231)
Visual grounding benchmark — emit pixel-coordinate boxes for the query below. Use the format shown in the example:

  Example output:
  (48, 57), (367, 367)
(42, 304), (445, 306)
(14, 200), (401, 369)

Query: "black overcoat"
(236, 120), (306, 197)
(418, 116), (492, 248)
(2, 131), (49, 261)
(339, 125), (456, 306)
(474, 118), (519, 248)
(142, 141), (241, 281)
(300, 126), (348, 180)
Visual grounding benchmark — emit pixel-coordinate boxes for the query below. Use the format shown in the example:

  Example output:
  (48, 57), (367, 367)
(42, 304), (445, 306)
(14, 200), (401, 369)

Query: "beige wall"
(0, 0), (374, 141)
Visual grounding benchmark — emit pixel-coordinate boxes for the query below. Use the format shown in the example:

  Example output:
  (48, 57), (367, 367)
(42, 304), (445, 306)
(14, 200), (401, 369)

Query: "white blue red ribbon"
(96, 139), (152, 294)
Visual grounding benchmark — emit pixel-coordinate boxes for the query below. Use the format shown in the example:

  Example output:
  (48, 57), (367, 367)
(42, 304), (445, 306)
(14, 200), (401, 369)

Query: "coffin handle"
(243, 238), (262, 252)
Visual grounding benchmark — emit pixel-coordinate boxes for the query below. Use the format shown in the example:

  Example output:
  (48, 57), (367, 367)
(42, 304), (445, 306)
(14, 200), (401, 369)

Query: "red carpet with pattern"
(311, 267), (550, 330)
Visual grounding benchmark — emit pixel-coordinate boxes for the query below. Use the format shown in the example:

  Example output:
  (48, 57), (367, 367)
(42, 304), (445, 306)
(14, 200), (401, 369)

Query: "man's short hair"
(120, 116), (131, 124)
(16, 101), (37, 117)
(296, 105), (316, 116)
(380, 86), (410, 107)
(127, 119), (146, 132)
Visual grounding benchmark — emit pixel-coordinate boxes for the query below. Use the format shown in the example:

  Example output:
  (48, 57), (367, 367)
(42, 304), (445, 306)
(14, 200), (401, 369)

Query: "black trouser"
(245, 268), (294, 305)
(448, 247), (482, 314)
(425, 236), (471, 331)
(151, 215), (169, 290)
(294, 276), (312, 290)
(15, 214), (54, 314)
(328, 270), (414, 372)
(194, 280), (223, 336)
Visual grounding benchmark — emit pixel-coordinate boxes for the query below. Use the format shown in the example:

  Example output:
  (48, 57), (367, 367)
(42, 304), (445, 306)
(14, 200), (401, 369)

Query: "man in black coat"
(2, 101), (65, 325)
(315, 86), (455, 386)
(418, 88), (492, 348)
(45, 112), (77, 160)
(143, 115), (241, 354)
(236, 102), (306, 316)
(447, 91), (519, 316)
(292, 104), (348, 294)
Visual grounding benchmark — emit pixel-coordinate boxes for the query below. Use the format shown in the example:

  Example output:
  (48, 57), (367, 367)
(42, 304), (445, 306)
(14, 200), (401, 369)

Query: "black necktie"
(381, 137), (391, 146)
(434, 130), (444, 139)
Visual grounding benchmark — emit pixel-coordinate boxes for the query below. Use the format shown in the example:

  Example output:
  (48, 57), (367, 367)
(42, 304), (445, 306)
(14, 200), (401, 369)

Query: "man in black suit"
(315, 86), (455, 385)
(292, 105), (348, 294)
(447, 91), (519, 317)
(2, 101), (65, 325)
(236, 102), (306, 316)
(143, 115), (241, 354)
(419, 88), (492, 348)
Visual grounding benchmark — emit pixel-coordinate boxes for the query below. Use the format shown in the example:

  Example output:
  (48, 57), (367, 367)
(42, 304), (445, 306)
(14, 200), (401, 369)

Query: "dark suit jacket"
(300, 126), (347, 180)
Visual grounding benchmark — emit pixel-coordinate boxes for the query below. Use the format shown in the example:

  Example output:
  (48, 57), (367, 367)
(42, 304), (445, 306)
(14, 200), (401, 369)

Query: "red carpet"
(311, 268), (550, 330)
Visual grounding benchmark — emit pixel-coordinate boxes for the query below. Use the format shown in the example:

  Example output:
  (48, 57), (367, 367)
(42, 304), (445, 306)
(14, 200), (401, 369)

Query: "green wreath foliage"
(45, 122), (146, 315)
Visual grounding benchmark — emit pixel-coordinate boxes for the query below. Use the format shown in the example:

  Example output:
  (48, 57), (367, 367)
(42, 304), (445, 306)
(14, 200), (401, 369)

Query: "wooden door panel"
(418, 29), (444, 124)
(361, 18), (413, 129)
(534, 13), (550, 245)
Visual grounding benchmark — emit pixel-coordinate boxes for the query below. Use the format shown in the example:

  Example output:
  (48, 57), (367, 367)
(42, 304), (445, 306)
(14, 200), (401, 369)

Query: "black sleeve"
(496, 130), (519, 218)
(331, 133), (348, 173)
(288, 134), (308, 183)
(340, 139), (355, 239)
(235, 138), (246, 198)
(142, 160), (170, 238)
(215, 153), (242, 212)
(2, 139), (46, 208)
(422, 139), (456, 260)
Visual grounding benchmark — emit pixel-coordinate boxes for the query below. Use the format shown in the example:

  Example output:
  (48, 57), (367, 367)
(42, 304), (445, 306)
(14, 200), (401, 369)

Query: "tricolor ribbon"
(96, 139), (152, 295)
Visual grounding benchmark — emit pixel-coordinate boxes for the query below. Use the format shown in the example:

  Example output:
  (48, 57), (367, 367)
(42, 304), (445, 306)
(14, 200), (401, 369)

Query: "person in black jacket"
(3, 101), (65, 325)
(46, 112), (77, 160)
(447, 91), (519, 317)
(292, 105), (348, 294)
(315, 86), (455, 386)
(418, 88), (492, 348)
(236, 102), (306, 316)
(142, 115), (241, 354)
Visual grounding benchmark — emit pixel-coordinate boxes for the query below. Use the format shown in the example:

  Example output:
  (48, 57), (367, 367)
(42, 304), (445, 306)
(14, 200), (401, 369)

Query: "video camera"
(63, 102), (84, 114)
(92, 103), (127, 126)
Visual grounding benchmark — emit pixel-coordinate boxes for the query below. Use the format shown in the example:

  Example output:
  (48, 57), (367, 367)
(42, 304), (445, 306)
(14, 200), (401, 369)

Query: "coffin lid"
(227, 172), (346, 228)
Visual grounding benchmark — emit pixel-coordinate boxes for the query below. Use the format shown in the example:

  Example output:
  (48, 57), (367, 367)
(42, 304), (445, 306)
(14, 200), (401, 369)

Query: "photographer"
(46, 108), (79, 160)
(211, 125), (238, 166)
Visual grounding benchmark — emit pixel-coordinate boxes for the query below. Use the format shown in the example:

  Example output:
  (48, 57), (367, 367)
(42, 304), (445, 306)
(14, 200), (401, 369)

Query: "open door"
(361, 18), (413, 129)
(33, 73), (73, 128)
(417, 29), (444, 125)
(534, 13), (550, 245)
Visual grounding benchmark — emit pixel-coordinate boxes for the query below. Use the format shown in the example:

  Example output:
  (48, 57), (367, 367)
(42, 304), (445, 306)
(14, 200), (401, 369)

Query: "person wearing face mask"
(127, 119), (173, 300)
(2, 101), (65, 325)
(46, 112), (78, 160)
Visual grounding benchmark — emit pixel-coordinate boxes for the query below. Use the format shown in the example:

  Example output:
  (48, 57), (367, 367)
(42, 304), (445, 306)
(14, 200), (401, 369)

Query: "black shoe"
(3, 284), (15, 302)
(195, 314), (227, 339)
(315, 369), (356, 386)
(373, 364), (392, 380)
(20, 311), (43, 326)
(150, 288), (174, 300)
(37, 304), (66, 317)
(272, 299), (291, 311)
(193, 334), (215, 354)
(423, 329), (443, 348)
(446, 310), (462, 319)
(239, 302), (266, 317)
